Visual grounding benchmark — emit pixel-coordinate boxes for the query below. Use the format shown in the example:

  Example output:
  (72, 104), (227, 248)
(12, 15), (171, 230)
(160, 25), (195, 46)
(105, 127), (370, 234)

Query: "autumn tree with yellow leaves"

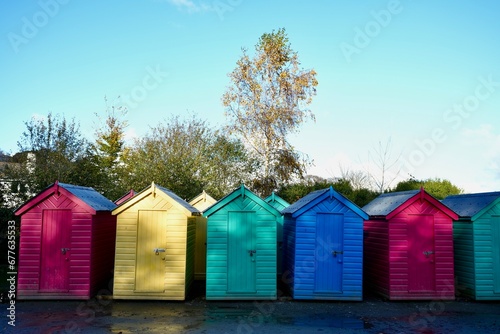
(222, 28), (318, 196)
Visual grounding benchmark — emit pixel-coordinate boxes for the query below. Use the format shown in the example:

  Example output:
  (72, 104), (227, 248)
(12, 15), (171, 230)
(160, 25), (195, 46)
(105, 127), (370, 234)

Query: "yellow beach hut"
(112, 182), (199, 300)
(189, 191), (216, 280)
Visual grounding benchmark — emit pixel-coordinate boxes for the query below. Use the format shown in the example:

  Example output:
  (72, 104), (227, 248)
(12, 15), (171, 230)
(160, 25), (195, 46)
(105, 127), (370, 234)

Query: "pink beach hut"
(14, 181), (117, 300)
(362, 188), (458, 300)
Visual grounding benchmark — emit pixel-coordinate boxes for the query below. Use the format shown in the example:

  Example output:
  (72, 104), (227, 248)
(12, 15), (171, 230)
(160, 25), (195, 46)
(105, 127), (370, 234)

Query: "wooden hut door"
(408, 214), (436, 292)
(314, 213), (344, 293)
(135, 210), (167, 293)
(40, 210), (71, 292)
(227, 212), (256, 293)
(492, 216), (500, 293)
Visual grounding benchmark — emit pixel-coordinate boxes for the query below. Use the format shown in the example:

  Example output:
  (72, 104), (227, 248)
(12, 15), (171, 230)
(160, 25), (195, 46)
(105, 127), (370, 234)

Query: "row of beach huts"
(13, 181), (500, 301)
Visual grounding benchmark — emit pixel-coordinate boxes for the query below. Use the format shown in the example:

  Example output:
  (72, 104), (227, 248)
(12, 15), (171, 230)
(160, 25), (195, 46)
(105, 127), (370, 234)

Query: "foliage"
(339, 166), (371, 191)
(391, 177), (463, 199)
(223, 28), (318, 197)
(3, 113), (91, 206)
(277, 175), (332, 204)
(277, 175), (379, 207)
(90, 101), (129, 200)
(122, 115), (254, 200)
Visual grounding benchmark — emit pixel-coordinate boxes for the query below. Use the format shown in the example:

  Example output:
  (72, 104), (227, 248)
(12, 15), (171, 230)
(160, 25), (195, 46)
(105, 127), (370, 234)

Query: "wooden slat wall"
(473, 206), (500, 300)
(363, 219), (389, 297)
(113, 194), (192, 300)
(283, 215), (296, 293)
(206, 196), (277, 300)
(194, 216), (207, 280)
(453, 221), (475, 298)
(290, 197), (363, 301)
(90, 212), (117, 297)
(18, 192), (93, 300)
(365, 198), (455, 300)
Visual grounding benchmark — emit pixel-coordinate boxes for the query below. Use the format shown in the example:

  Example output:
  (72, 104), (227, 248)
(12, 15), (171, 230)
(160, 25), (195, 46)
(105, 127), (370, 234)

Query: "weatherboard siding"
(474, 210), (500, 300)
(17, 185), (116, 300)
(364, 193), (456, 300)
(113, 190), (195, 300)
(453, 221), (475, 298)
(283, 216), (296, 293)
(363, 220), (389, 296)
(205, 189), (278, 300)
(284, 189), (366, 301)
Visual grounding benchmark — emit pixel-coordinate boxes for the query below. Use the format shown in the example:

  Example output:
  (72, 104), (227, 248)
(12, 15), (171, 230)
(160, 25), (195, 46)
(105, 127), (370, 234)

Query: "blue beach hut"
(282, 186), (368, 300)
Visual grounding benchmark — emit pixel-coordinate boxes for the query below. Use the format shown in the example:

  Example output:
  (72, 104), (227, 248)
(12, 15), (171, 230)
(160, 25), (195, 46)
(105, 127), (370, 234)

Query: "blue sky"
(1, 0), (500, 193)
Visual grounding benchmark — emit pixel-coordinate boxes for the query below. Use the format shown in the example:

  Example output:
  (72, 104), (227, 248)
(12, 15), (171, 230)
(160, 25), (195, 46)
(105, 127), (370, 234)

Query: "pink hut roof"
(15, 181), (116, 216)
(114, 189), (136, 205)
(363, 188), (458, 220)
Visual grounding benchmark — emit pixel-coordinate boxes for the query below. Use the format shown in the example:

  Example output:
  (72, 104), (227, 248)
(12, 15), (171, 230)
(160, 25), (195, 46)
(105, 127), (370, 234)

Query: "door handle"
(248, 250), (256, 257)
(423, 250), (434, 257)
(61, 248), (70, 255)
(332, 250), (343, 257)
(154, 248), (166, 255)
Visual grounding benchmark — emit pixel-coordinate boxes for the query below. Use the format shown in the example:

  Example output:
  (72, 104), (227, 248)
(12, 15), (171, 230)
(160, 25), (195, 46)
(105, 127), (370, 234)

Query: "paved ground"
(2, 282), (500, 333)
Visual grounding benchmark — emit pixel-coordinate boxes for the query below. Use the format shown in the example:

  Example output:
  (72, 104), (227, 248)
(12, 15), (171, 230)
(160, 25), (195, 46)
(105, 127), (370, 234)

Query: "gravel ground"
(2, 282), (500, 334)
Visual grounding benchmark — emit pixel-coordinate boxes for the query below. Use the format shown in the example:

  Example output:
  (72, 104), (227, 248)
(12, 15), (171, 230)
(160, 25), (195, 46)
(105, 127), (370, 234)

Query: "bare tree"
(339, 165), (371, 191)
(365, 138), (402, 193)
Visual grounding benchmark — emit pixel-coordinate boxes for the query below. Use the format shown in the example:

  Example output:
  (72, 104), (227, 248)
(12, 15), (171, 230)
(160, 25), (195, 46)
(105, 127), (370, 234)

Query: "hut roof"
(15, 181), (116, 216)
(264, 192), (290, 210)
(112, 182), (200, 216)
(363, 188), (458, 220)
(203, 185), (281, 218)
(282, 186), (368, 219)
(363, 190), (419, 217)
(442, 191), (500, 220)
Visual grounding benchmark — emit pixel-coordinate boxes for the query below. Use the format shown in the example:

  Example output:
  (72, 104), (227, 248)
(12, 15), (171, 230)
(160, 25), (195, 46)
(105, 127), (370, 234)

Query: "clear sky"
(1, 0), (500, 193)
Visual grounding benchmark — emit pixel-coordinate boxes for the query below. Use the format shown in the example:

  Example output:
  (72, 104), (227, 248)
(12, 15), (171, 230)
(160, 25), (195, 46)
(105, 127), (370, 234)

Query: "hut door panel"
(135, 210), (167, 293)
(493, 216), (500, 293)
(314, 213), (343, 293)
(227, 211), (256, 293)
(408, 215), (436, 292)
(40, 210), (71, 292)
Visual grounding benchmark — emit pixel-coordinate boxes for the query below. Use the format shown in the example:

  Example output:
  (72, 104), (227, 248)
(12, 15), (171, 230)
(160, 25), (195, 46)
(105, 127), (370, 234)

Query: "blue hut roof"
(282, 186), (368, 219)
(362, 190), (419, 217)
(442, 192), (500, 220)
(58, 182), (116, 211)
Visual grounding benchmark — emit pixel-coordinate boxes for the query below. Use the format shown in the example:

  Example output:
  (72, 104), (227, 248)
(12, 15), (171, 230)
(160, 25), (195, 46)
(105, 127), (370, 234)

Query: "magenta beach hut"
(363, 188), (458, 300)
(14, 181), (117, 300)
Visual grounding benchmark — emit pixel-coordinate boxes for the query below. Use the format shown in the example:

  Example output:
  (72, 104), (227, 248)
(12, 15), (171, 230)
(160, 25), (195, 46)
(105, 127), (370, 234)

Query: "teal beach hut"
(265, 193), (290, 211)
(282, 186), (368, 300)
(442, 192), (500, 300)
(203, 185), (281, 300)
(265, 193), (290, 277)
